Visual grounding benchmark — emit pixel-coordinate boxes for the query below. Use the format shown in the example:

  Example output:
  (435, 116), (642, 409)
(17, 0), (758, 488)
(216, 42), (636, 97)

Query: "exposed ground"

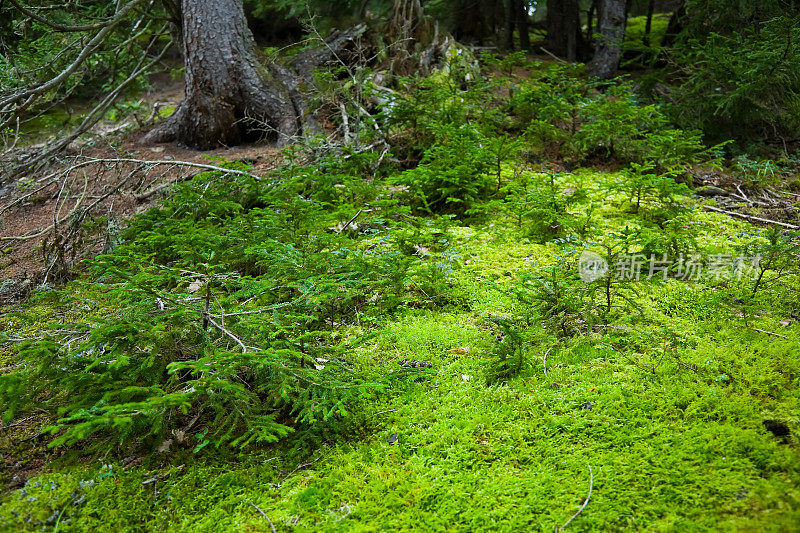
(0, 74), (281, 290)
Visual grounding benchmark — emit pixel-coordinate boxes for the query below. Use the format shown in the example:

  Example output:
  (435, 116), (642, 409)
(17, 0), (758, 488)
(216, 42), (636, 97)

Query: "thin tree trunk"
(517, 0), (530, 51)
(504, 0), (516, 50)
(643, 0), (655, 46)
(588, 0), (626, 79)
(661, 0), (686, 48)
(546, 0), (580, 60)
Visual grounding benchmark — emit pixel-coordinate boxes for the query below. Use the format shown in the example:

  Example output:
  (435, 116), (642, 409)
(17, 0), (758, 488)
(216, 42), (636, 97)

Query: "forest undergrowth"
(1, 55), (799, 532)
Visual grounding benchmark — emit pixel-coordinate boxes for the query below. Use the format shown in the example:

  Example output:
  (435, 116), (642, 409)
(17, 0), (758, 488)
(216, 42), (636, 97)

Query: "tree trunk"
(546, 0), (580, 61)
(145, 0), (299, 149)
(504, 0), (516, 50)
(661, 0), (686, 48)
(588, 0), (626, 79)
(516, 0), (530, 51)
(643, 0), (655, 46)
(587, 0), (596, 40)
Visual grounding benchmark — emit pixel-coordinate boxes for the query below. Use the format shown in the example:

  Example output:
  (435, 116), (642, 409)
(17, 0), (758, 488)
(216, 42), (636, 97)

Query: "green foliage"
(733, 155), (783, 188)
(485, 315), (536, 384)
(381, 53), (494, 161)
(602, 161), (689, 215)
(737, 227), (800, 298)
(509, 65), (713, 168)
(497, 171), (591, 242)
(0, 155), (457, 450)
(393, 124), (494, 215)
(3, 21), (800, 531)
(0, 3), (160, 103)
(668, 7), (800, 145)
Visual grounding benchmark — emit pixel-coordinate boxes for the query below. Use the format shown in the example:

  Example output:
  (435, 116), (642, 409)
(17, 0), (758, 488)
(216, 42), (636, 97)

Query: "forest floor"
(1, 64), (799, 532)
(0, 73), (281, 283)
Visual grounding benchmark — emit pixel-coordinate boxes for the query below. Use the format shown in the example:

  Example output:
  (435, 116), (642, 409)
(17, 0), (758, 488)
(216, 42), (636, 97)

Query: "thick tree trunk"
(588, 0), (626, 79)
(546, 0), (580, 61)
(145, 0), (298, 149)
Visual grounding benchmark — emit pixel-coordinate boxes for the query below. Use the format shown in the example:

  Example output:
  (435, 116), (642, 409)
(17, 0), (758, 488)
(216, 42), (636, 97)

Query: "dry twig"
(543, 347), (552, 377)
(702, 204), (799, 230)
(248, 502), (277, 533)
(557, 465), (594, 531)
(751, 327), (789, 340)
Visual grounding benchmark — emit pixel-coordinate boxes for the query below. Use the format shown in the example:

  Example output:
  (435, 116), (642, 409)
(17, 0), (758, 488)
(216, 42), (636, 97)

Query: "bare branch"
(6, 0), (124, 32)
(558, 465), (593, 531)
(702, 204), (799, 230)
(0, 0), (145, 123)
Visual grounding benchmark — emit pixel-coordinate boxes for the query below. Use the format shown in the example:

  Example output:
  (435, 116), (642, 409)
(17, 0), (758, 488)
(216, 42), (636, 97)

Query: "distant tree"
(588, 0), (626, 79)
(546, 0), (582, 60)
(504, 0), (531, 50)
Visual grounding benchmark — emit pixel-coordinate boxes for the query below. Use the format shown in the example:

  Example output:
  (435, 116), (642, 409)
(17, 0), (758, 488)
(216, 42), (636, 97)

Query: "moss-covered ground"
(1, 165), (798, 532)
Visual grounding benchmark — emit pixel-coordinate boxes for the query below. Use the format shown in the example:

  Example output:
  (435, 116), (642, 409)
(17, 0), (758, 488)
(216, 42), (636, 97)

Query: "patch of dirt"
(0, 415), (56, 495)
(0, 74), (282, 290)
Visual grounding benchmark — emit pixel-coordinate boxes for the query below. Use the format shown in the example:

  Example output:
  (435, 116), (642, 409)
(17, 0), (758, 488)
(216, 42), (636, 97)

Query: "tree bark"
(661, 0), (686, 48)
(504, 0), (516, 50)
(145, 0), (299, 149)
(643, 0), (655, 46)
(546, 0), (580, 61)
(588, 0), (626, 79)
(516, 0), (530, 51)
(587, 0), (597, 41)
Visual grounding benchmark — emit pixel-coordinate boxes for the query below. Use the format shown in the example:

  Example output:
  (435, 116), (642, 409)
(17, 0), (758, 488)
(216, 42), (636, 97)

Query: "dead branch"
(543, 346), (553, 377)
(6, 0), (124, 32)
(13, 31), (171, 175)
(751, 328), (789, 340)
(205, 316), (248, 353)
(248, 502), (277, 533)
(0, 0), (145, 125)
(336, 208), (365, 234)
(702, 204), (799, 230)
(557, 465), (593, 531)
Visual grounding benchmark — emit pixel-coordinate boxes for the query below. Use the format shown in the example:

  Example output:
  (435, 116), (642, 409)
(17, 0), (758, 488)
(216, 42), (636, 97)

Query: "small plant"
(393, 123), (493, 216)
(733, 155), (782, 188)
(603, 161), (690, 215)
(499, 171), (590, 242)
(737, 227), (800, 298)
(582, 229), (645, 320)
(485, 315), (534, 384)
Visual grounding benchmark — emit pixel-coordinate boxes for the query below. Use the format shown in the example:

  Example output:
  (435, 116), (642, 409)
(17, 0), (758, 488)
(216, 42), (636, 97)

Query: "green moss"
(2, 69), (799, 532)
(624, 14), (671, 49)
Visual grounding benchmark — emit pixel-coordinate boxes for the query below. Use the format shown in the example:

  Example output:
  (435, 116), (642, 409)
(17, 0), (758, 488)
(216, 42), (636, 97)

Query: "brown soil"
(0, 74), (281, 292)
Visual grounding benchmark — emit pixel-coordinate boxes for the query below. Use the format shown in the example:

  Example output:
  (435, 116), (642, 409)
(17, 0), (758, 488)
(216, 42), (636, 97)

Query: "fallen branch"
(558, 465), (593, 531)
(79, 157), (265, 181)
(702, 204), (799, 230)
(337, 208), (364, 234)
(751, 328), (789, 340)
(540, 47), (568, 64)
(543, 347), (552, 377)
(248, 502), (277, 533)
(135, 171), (202, 202)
